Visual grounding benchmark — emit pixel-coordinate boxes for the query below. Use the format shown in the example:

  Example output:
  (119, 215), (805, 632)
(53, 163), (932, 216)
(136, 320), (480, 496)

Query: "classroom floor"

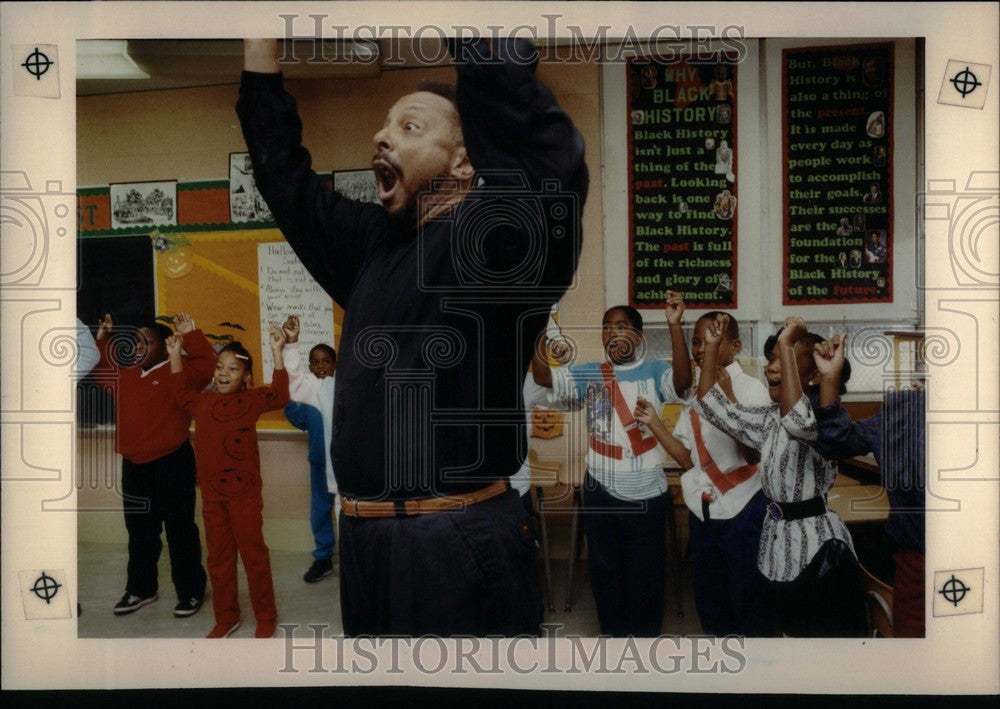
(77, 542), (704, 639)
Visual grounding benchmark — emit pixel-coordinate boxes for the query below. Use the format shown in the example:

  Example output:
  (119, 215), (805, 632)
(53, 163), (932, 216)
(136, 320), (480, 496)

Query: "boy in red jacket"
(95, 312), (212, 618)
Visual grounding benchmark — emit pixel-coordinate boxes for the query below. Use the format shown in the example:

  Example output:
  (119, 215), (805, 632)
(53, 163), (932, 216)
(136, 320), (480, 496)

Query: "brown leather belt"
(340, 479), (510, 518)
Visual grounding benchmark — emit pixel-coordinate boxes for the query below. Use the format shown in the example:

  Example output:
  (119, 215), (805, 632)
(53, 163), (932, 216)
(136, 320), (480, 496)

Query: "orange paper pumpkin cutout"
(531, 406), (564, 439)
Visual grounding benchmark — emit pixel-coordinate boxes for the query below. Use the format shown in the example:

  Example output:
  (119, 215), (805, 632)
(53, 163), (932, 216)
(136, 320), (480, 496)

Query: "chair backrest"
(864, 591), (893, 638)
(860, 563), (894, 638)
(527, 447), (562, 487)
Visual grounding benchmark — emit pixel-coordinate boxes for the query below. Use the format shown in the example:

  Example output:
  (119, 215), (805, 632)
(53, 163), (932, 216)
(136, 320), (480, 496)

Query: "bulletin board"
(153, 228), (343, 430)
(603, 39), (765, 322)
(765, 38), (917, 321)
(626, 52), (741, 309)
(782, 42), (894, 305)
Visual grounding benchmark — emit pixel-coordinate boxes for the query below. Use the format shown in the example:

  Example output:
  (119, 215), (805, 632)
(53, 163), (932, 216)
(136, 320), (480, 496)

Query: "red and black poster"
(783, 42), (893, 305)
(627, 54), (739, 309)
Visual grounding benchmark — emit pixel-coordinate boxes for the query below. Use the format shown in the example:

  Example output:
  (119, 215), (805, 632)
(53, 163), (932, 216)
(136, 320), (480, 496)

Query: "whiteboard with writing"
(257, 241), (336, 382)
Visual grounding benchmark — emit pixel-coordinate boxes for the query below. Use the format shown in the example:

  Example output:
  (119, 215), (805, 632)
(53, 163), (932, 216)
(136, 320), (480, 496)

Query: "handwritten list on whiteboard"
(257, 241), (335, 381)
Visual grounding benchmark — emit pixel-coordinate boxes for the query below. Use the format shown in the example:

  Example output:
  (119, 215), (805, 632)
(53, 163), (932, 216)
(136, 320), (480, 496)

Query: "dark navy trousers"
(338, 488), (542, 637)
(689, 489), (773, 636)
(121, 440), (207, 602)
(582, 472), (669, 637)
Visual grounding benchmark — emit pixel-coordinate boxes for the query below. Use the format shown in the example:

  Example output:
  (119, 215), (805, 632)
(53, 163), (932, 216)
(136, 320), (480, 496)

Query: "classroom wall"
(76, 57), (605, 545)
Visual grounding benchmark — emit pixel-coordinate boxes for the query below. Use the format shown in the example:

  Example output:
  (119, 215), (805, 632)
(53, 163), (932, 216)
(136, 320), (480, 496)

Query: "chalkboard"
(627, 53), (740, 309)
(783, 42), (893, 304)
(77, 234), (155, 330)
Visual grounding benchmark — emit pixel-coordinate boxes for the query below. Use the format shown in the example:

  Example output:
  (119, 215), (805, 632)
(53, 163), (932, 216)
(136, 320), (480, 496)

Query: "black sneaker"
(303, 558), (334, 583)
(174, 596), (203, 617)
(113, 592), (157, 615)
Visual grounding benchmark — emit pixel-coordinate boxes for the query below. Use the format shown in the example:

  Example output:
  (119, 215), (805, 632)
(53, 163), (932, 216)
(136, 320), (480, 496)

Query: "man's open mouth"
(373, 156), (400, 202)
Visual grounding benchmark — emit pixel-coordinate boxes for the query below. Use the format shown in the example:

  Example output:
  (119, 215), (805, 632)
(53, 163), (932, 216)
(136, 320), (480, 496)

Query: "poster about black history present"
(783, 42), (893, 305)
(627, 54), (739, 308)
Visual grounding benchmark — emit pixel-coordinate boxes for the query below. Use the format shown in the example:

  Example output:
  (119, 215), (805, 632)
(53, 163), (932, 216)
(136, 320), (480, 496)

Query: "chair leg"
(535, 485), (555, 613)
(564, 484), (582, 612)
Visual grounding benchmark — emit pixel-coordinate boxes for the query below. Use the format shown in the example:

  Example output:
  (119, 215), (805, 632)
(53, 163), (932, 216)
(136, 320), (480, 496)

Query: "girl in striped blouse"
(694, 315), (866, 637)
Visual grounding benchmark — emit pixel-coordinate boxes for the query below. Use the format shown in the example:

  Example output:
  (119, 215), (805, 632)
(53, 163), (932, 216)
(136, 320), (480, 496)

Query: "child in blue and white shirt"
(281, 315), (337, 583)
(533, 293), (692, 636)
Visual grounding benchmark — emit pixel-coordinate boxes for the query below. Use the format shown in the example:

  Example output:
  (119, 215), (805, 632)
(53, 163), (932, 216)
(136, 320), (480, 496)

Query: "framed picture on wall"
(333, 168), (380, 204)
(109, 179), (177, 230)
(229, 151), (274, 223)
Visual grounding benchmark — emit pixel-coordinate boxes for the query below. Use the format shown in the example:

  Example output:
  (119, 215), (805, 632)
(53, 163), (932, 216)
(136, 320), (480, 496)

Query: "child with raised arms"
(634, 311), (773, 637)
(95, 312), (211, 619)
(812, 334), (926, 637)
(280, 314), (337, 583)
(533, 292), (691, 637)
(693, 315), (866, 637)
(167, 324), (290, 638)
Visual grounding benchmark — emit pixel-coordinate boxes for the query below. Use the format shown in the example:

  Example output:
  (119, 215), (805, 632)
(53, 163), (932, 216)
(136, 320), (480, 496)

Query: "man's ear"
(730, 338), (743, 356)
(450, 145), (474, 181)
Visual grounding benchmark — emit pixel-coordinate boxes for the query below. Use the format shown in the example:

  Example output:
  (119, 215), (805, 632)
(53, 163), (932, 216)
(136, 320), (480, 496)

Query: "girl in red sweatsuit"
(167, 325), (289, 639)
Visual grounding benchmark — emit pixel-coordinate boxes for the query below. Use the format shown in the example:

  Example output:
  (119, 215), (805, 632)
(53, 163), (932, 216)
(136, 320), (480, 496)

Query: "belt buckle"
(767, 501), (784, 521)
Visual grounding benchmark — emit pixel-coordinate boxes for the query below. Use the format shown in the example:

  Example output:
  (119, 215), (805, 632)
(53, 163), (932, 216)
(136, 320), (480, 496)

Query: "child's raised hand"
(814, 333), (847, 378)
(165, 333), (183, 359)
(269, 323), (286, 351)
(633, 396), (659, 426)
(664, 290), (685, 326)
(703, 313), (728, 347)
(282, 315), (300, 344)
(777, 316), (808, 346)
(96, 313), (113, 341)
(173, 312), (195, 334)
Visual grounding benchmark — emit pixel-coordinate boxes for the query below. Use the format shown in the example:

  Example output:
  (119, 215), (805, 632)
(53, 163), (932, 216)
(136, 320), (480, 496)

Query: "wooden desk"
(833, 471), (862, 487)
(838, 453), (881, 485)
(827, 484), (890, 523)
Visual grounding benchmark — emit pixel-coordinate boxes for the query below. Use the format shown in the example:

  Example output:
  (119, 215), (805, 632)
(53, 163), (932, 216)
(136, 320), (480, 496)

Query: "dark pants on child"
(121, 441), (206, 602)
(202, 494), (276, 625)
(309, 461), (335, 560)
(337, 488), (542, 637)
(689, 489), (773, 636)
(768, 538), (868, 637)
(583, 472), (669, 637)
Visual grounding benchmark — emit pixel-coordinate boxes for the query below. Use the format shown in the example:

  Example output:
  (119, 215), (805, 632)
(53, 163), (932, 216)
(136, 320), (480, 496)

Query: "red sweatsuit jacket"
(97, 330), (216, 464)
(172, 368), (289, 502)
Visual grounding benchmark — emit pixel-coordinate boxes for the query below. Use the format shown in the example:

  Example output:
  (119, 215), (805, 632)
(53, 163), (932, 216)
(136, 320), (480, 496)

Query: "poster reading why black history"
(627, 54), (739, 308)
(783, 43), (893, 305)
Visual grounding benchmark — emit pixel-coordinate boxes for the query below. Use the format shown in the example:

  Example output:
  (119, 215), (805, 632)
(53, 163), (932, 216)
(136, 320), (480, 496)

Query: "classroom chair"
(861, 563), (894, 638)
(528, 447), (562, 613)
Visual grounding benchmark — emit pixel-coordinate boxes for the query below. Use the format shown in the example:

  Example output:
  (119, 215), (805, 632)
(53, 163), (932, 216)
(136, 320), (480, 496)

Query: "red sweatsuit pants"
(202, 494), (276, 624)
